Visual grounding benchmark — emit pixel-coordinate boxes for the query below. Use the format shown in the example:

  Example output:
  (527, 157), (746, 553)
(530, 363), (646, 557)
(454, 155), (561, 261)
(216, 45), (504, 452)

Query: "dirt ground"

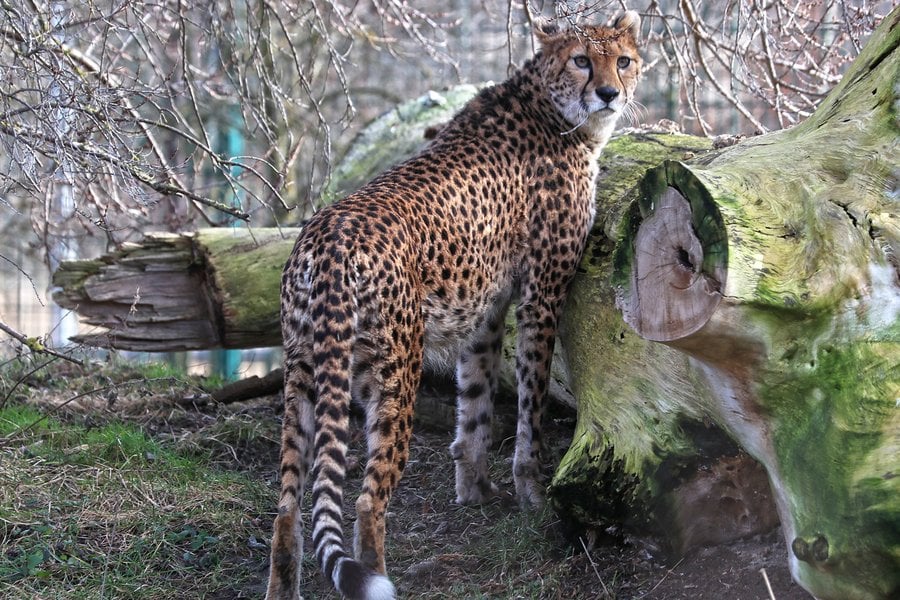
(5, 362), (814, 599)
(306, 426), (814, 600)
(233, 387), (812, 600)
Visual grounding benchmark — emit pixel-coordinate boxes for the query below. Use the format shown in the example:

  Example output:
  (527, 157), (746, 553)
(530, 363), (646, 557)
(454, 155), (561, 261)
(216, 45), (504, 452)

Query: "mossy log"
(557, 9), (899, 600)
(53, 228), (296, 351)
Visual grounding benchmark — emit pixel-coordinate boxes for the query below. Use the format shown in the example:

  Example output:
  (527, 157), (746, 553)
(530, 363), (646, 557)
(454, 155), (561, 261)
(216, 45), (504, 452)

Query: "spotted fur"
(267, 11), (642, 600)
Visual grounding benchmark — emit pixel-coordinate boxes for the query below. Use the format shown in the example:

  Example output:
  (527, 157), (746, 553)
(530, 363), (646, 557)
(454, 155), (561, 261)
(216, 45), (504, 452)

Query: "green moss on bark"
(605, 10), (899, 598)
(552, 131), (718, 532)
(196, 229), (298, 347)
(757, 313), (900, 599)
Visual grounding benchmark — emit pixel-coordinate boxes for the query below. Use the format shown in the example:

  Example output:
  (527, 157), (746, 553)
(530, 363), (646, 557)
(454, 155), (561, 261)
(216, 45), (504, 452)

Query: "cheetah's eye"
(573, 55), (590, 69)
(617, 56), (632, 69)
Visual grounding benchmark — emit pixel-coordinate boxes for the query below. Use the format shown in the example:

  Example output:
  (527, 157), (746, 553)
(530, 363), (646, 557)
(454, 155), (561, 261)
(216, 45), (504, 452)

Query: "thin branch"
(0, 320), (85, 366)
(0, 252), (43, 305)
(0, 121), (251, 220)
(0, 356), (57, 410)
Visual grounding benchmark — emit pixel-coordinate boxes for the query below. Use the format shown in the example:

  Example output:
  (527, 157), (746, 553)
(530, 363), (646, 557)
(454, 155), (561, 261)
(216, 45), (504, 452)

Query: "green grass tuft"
(0, 402), (273, 599)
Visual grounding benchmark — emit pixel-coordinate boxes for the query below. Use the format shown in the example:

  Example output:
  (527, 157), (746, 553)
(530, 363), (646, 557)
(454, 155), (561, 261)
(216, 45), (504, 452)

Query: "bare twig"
(579, 536), (610, 598)
(643, 0), (885, 133)
(0, 356), (57, 410)
(637, 557), (685, 598)
(0, 320), (85, 367)
(761, 567), (778, 600)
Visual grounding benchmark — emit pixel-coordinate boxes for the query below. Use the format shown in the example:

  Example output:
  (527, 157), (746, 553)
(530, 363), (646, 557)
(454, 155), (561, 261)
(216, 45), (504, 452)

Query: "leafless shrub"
(640, 0), (890, 134)
(0, 1), (456, 242)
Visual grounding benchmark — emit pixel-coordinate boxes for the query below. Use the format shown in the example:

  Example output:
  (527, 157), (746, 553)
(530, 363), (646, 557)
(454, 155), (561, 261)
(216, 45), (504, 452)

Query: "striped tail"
(309, 276), (396, 600)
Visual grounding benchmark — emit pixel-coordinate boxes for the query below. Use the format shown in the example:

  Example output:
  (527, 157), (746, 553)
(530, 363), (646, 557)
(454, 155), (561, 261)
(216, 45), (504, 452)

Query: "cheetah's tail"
(331, 559), (396, 600)
(309, 288), (396, 600)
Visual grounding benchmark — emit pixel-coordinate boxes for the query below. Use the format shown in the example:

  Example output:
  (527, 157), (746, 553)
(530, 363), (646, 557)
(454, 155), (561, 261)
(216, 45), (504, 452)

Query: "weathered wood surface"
(53, 229), (296, 351)
(548, 129), (786, 558)
(557, 8), (899, 600)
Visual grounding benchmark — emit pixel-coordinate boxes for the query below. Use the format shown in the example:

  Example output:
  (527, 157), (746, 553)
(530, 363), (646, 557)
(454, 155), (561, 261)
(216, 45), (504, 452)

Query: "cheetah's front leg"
(450, 305), (508, 505)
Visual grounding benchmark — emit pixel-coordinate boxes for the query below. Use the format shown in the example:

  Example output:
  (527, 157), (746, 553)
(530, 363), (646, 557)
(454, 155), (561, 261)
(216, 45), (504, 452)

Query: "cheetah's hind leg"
(352, 307), (423, 580)
(267, 351), (315, 600)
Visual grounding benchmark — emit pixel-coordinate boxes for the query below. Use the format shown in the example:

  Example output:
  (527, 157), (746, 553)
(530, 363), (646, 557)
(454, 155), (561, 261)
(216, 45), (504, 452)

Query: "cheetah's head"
(535, 11), (642, 140)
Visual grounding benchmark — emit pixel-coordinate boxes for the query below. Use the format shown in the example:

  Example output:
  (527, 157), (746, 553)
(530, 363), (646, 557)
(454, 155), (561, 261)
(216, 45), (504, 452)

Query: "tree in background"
(0, 0), (892, 355)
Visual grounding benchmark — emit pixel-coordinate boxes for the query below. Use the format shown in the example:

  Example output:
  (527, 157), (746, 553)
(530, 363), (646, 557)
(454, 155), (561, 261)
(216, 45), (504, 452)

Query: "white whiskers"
(560, 112), (590, 136)
(622, 100), (647, 126)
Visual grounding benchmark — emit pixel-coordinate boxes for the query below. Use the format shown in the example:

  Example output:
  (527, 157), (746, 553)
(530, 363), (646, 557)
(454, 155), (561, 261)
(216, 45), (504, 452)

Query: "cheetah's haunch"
(267, 10), (642, 600)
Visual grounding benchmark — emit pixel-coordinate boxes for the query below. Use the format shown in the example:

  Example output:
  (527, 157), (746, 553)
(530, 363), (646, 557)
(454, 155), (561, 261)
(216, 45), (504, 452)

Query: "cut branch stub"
(51, 229), (295, 351)
(619, 164), (728, 342)
(629, 187), (724, 341)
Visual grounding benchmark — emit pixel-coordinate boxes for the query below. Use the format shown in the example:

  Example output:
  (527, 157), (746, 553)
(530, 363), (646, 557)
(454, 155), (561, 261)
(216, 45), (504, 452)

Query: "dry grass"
(0, 357), (807, 599)
(0, 359), (274, 599)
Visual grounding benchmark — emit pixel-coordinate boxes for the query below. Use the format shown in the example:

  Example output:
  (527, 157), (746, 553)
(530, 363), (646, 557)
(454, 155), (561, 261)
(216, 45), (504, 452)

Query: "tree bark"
(557, 9), (898, 600)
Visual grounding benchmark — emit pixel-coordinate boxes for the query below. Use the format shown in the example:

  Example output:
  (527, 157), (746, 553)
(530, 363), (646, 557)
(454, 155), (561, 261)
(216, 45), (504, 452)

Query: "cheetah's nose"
(596, 86), (619, 104)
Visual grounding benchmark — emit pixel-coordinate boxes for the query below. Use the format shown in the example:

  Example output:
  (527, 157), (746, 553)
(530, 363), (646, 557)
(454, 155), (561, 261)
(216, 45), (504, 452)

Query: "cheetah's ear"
(613, 10), (642, 42)
(533, 17), (561, 45)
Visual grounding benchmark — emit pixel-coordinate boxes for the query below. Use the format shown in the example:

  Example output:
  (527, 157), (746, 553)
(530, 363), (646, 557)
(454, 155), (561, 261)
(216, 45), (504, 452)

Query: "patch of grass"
(0, 404), (61, 436)
(0, 355), (221, 413)
(174, 411), (280, 472)
(0, 403), (272, 599)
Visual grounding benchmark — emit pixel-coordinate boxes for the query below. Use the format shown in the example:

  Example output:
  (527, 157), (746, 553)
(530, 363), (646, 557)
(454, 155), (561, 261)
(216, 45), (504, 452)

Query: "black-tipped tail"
(332, 556), (396, 600)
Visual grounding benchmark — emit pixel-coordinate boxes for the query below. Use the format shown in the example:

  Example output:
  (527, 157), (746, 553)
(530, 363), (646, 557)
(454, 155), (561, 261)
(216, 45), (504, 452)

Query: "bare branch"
(0, 319), (85, 366)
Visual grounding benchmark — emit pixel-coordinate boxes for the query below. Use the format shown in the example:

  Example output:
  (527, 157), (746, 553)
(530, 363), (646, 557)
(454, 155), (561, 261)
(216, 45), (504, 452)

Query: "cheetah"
(268, 11), (642, 600)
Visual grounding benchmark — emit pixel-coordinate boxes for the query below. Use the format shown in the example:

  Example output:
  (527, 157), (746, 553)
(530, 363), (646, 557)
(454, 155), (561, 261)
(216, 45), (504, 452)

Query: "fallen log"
(53, 228), (295, 351)
(211, 367), (285, 404)
(556, 8), (899, 600)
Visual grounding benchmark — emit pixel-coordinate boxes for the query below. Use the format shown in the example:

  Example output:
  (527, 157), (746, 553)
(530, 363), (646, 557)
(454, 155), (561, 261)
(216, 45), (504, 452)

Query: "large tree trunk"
(556, 9), (899, 600)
